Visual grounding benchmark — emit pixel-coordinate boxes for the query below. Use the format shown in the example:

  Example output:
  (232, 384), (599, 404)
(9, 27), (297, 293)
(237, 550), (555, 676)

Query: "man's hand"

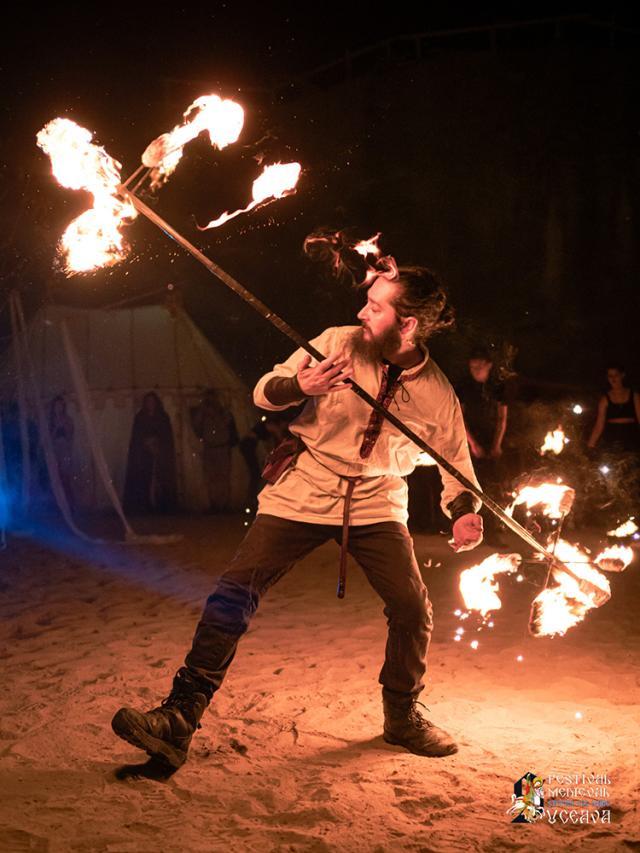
(297, 351), (354, 396)
(450, 513), (484, 552)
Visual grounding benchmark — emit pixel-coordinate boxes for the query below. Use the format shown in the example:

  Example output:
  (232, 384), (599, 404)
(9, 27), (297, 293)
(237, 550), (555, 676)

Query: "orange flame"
(508, 482), (575, 520)
(36, 118), (137, 274)
(142, 95), (244, 188)
(606, 518), (638, 538)
(198, 162), (301, 230)
(459, 553), (522, 617)
(354, 233), (382, 257)
(530, 539), (611, 637)
(352, 233), (399, 284)
(595, 544), (634, 573)
(540, 426), (569, 456)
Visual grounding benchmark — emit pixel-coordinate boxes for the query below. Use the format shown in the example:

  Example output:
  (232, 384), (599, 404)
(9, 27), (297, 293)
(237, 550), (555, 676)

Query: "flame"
(354, 233), (382, 257)
(36, 118), (137, 274)
(540, 426), (569, 456)
(595, 544), (634, 573)
(508, 482), (575, 520)
(142, 95), (244, 188)
(459, 553), (521, 617)
(530, 539), (611, 637)
(415, 451), (437, 467)
(198, 162), (301, 230)
(302, 229), (398, 286)
(607, 518), (638, 538)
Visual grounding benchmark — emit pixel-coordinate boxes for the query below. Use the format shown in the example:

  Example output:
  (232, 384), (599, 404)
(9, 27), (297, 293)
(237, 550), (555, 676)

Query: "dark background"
(2, 3), (639, 390)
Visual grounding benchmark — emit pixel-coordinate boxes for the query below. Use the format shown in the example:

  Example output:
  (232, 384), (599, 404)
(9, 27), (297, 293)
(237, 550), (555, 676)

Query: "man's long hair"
(388, 266), (455, 345)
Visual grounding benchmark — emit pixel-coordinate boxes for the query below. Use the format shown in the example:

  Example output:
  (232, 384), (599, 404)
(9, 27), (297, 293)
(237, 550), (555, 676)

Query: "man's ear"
(400, 315), (418, 339)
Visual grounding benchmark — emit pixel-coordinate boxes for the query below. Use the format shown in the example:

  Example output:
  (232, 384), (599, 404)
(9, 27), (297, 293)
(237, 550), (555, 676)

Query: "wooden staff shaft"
(117, 183), (591, 589)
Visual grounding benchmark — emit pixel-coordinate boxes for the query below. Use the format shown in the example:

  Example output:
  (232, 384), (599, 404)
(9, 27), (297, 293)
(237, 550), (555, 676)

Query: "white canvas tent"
(0, 301), (256, 511)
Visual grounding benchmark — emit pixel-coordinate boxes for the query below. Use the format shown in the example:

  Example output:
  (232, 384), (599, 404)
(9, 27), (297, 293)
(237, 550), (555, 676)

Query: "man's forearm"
(446, 491), (479, 523)
(263, 375), (308, 407)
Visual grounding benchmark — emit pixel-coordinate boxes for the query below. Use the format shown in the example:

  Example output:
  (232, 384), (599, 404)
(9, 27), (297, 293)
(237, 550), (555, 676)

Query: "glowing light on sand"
(470, 640), (479, 650)
(36, 118), (137, 273)
(459, 553), (522, 617)
(142, 95), (244, 188)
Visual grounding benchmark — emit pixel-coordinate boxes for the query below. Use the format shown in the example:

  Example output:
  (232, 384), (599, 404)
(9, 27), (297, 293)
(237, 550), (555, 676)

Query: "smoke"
(303, 227), (397, 288)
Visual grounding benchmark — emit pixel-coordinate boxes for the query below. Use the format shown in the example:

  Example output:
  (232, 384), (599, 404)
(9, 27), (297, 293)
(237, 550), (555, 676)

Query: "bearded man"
(111, 266), (484, 769)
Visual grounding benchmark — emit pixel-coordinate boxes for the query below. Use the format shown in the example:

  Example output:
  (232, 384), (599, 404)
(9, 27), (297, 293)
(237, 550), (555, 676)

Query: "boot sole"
(383, 731), (458, 757)
(111, 708), (188, 769)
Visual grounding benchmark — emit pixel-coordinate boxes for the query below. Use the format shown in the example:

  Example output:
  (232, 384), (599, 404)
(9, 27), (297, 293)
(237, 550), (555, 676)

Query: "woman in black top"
(588, 364), (640, 453)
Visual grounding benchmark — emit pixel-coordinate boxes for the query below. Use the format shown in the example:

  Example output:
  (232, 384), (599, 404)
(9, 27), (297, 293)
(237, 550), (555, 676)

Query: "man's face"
(469, 358), (492, 383)
(355, 277), (404, 358)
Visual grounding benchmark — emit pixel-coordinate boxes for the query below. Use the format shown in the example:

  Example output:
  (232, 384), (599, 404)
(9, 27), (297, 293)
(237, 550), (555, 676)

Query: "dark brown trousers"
(181, 513), (433, 704)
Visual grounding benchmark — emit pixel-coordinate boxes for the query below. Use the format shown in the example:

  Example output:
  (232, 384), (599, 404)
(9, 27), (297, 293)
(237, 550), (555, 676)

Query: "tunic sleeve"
(253, 327), (339, 411)
(435, 388), (483, 518)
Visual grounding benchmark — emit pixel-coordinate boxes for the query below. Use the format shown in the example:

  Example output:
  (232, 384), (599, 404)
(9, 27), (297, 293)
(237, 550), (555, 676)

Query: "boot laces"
(408, 700), (433, 730)
(160, 692), (202, 729)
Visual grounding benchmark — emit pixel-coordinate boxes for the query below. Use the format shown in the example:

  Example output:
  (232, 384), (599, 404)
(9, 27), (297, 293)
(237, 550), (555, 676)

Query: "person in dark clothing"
(123, 392), (177, 513)
(588, 364), (640, 454)
(456, 348), (508, 545)
(587, 363), (640, 522)
(49, 394), (75, 510)
(190, 389), (238, 512)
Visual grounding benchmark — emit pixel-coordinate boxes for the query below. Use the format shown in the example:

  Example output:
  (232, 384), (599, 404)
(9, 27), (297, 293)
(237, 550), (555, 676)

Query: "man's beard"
(352, 323), (402, 364)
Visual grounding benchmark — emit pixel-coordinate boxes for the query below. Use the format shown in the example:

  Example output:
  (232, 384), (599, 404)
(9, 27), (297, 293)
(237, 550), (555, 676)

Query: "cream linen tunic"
(253, 325), (481, 526)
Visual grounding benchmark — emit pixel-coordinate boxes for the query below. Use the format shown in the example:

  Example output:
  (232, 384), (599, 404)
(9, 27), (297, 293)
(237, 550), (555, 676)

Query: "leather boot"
(111, 669), (211, 769)
(383, 695), (458, 757)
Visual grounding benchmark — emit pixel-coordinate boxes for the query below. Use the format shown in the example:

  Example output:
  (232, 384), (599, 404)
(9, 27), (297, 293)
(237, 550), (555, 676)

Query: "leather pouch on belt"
(261, 434), (306, 484)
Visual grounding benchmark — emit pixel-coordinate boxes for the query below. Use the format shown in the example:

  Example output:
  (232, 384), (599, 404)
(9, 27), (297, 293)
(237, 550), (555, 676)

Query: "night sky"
(2, 3), (639, 388)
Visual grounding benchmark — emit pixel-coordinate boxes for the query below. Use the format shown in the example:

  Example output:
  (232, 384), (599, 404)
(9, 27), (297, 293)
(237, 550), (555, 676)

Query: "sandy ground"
(0, 512), (639, 853)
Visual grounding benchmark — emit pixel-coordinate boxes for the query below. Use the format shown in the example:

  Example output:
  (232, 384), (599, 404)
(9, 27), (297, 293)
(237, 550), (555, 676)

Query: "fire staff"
(111, 266), (484, 769)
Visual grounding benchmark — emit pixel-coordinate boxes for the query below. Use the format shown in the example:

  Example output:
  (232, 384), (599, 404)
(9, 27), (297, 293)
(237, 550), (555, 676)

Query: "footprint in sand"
(0, 827), (48, 852)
